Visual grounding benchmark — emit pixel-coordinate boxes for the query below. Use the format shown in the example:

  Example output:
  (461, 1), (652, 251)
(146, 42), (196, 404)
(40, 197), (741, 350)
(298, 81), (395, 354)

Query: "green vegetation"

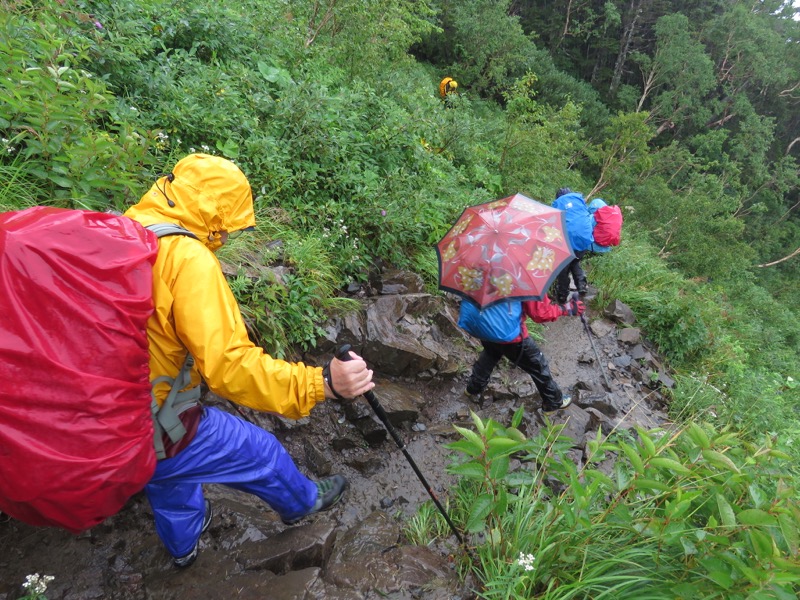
(2, 0), (799, 595)
(438, 410), (800, 599)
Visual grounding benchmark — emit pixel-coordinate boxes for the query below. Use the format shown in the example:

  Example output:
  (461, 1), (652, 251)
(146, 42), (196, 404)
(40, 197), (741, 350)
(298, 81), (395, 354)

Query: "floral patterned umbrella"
(436, 193), (575, 308)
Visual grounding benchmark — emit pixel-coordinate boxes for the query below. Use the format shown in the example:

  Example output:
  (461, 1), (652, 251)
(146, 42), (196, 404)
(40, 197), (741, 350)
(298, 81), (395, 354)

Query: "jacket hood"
(125, 153), (255, 252)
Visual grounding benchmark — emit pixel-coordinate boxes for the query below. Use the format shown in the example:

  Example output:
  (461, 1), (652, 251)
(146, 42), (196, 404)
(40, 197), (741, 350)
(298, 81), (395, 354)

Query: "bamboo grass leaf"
(716, 494), (737, 527)
(686, 422), (711, 449)
(737, 508), (777, 527)
(702, 449), (742, 474)
(778, 513), (799, 555)
(650, 456), (692, 475)
(619, 440), (645, 474)
(748, 528), (776, 560)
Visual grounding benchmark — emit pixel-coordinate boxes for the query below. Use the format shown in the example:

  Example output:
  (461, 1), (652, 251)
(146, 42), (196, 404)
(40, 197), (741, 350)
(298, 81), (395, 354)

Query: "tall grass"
(0, 160), (43, 212)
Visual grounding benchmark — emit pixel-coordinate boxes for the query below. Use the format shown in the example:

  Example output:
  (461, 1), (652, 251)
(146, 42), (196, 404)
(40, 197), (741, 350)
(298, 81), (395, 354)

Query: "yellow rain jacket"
(439, 77), (458, 98)
(124, 154), (325, 422)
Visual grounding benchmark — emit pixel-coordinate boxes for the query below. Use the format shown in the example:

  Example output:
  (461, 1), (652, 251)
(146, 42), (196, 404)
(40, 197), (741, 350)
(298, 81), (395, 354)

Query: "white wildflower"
(23, 573), (55, 595)
(516, 552), (535, 572)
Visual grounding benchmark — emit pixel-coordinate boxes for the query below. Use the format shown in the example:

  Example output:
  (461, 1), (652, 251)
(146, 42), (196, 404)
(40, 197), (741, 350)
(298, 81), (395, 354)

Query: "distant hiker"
(460, 293), (584, 413)
(439, 76), (458, 100)
(125, 153), (375, 568)
(552, 187), (593, 303)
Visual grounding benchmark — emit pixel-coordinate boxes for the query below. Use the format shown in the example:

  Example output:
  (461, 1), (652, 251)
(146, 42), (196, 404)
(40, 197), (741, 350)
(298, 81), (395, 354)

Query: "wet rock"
(330, 431), (364, 451)
(316, 294), (466, 377)
(617, 327), (641, 344)
(612, 354), (632, 368)
(352, 416), (388, 446)
(657, 371), (675, 388)
(584, 406), (617, 436)
(327, 511), (460, 598)
(552, 405), (591, 441)
(368, 381), (422, 426)
(305, 440), (333, 477)
(589, 319), (616, 338)
(604, 300), (636, 325)
(267, 567), (327, 599)
(238, 521), (337, 574)
(380, 269), (426, 294)
(346, 454), (385, 476)
(574, 392), (618, 417)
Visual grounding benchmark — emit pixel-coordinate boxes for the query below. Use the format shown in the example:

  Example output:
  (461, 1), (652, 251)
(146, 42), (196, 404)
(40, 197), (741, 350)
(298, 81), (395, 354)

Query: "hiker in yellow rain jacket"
(124, 153), (374, 568)
(439, 76), (458, 99)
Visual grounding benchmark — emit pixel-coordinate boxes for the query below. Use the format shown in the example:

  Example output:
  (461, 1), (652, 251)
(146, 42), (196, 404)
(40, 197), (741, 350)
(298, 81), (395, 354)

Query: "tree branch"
(756, 247), (800, 267)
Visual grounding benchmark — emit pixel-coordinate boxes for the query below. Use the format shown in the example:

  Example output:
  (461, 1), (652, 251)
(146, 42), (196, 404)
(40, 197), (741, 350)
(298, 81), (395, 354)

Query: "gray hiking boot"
(542, 395), (572, 414)
(174, 499), (213, 569)
(282, 475), (348, 526)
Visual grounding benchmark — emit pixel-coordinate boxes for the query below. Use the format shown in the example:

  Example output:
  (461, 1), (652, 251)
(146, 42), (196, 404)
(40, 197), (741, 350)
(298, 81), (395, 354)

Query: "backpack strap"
(145, 222), (199, 240)
(146, 222), (201, 460)
(150, 354), (202, 460)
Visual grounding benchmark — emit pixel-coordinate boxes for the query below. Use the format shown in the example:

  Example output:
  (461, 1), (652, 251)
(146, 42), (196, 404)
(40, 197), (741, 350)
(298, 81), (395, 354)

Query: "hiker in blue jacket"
(552, 188), (593, 303)
(463, 294), (585, 413)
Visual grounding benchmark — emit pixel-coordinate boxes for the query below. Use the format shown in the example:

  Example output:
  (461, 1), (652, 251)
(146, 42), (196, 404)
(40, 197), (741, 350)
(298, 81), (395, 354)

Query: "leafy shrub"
(0, 1), (152, 210)
(430, 410), (800, 599)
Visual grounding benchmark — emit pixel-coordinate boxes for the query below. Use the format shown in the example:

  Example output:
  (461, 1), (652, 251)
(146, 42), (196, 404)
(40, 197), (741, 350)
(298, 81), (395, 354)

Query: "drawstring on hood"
(125, 154), (255, 252)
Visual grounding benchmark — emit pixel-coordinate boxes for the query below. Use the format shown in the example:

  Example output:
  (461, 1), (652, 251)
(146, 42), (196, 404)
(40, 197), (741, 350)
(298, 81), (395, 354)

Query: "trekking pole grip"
(334, 344), (373, 403)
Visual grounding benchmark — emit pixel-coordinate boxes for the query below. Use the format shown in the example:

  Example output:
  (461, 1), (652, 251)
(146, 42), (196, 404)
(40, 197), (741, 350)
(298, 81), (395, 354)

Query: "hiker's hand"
(560, 296), (585, 317)
(325, 351), (374, 401)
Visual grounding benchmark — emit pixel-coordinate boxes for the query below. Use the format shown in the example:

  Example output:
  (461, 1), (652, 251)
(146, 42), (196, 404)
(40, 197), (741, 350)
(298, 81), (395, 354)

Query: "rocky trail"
(0, 274), (674, 600)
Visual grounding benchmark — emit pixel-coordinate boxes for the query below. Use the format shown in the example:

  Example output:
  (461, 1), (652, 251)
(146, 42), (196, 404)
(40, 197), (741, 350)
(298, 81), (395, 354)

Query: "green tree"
(631, 13), (715, 136)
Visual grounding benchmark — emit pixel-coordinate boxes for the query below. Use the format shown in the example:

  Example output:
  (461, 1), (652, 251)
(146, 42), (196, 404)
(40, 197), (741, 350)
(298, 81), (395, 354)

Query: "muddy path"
(0, 288), (671, 599)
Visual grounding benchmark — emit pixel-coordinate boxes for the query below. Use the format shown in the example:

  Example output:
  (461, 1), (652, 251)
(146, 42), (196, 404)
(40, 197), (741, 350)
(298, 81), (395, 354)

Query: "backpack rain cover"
(588, 199), (623, 247)
(0, 207), (159, 533)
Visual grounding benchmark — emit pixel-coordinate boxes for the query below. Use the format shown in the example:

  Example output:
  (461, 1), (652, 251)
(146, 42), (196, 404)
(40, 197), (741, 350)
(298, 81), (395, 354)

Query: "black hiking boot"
(282, 475), (348, 526)
(542, 395), (572, 415)
(174, 499), (213, 568)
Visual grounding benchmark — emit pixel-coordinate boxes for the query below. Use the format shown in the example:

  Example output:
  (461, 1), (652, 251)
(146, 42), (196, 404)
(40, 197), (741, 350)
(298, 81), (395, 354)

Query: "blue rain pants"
(145, 406), (317, 558)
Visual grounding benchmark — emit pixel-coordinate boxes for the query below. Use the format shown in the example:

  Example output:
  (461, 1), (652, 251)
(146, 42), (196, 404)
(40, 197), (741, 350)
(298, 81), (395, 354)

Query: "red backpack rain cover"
(0, 207), (159, 533)
(593, 204), (623, 247)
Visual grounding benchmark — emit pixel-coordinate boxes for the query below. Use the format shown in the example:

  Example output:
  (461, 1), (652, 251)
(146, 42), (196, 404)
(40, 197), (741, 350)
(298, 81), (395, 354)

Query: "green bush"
(426, 410), (800, 599)
(0, 1), (152, 209)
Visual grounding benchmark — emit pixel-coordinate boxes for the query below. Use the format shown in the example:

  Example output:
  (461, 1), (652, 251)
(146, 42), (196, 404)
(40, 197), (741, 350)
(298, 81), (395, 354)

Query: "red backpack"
(592, 204), (623, 247)
(0, 207), (161, 533)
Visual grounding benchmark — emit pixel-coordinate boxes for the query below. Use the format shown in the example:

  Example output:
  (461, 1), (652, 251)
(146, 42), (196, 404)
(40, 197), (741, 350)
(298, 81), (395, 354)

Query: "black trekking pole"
(580, 313), (613, 390)
(334, 345), (470, 553)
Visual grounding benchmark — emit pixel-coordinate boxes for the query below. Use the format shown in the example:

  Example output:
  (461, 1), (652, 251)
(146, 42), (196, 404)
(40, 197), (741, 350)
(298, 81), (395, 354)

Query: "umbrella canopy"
(436, 193), (575, 308)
